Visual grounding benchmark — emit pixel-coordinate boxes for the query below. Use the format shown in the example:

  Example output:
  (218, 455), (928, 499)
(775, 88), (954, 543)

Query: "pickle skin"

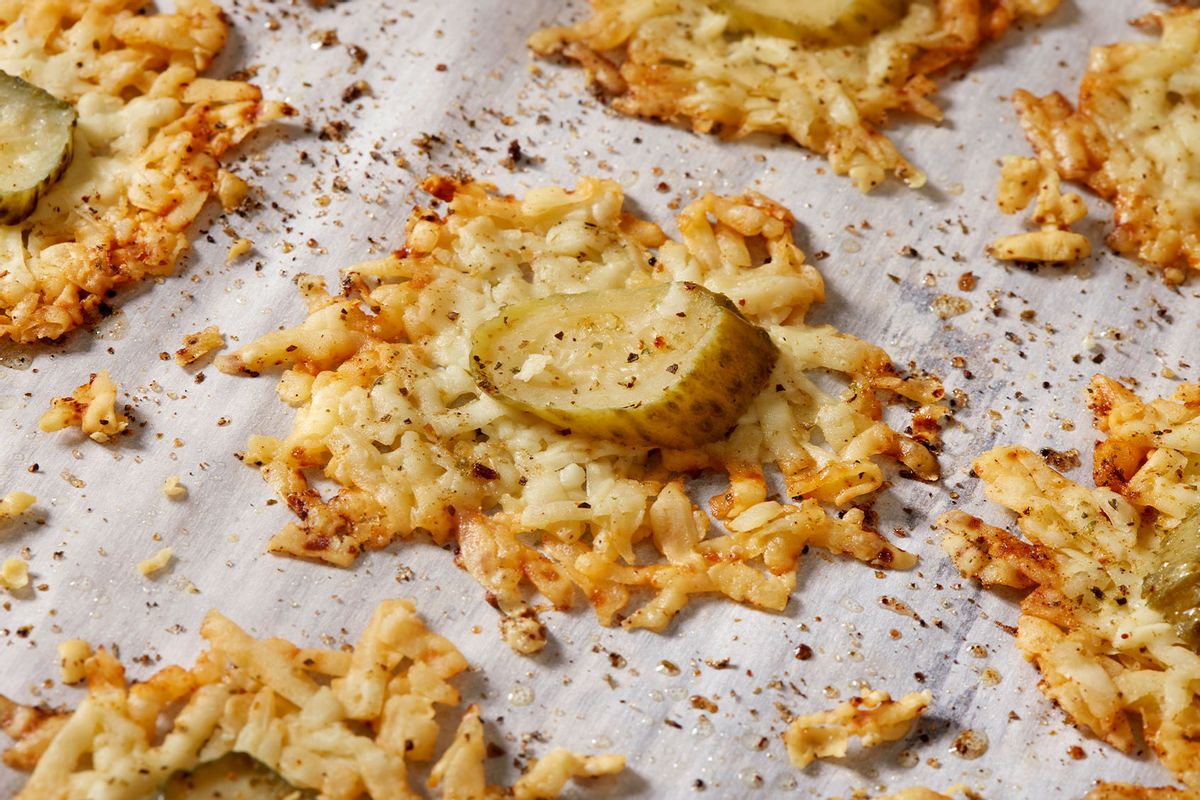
(0, 71), (78, 225)
(470, 283), (779, 450)
(1143, 509), (1200, 650)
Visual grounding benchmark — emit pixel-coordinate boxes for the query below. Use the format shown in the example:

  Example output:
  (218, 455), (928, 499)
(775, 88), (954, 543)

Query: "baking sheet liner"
(0, 1), (1191, 796)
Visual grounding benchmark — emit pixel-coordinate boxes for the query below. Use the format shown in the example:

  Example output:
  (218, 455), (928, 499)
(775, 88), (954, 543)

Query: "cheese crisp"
(784, 689), (930, 769)
(0, 0), (290, 342)
(0, 599), (624, 799)
(219, 177), (946, 653)
(1014, 9), (1200, 282)
(529, 0), (1060, 192)
(939, 376), (1200, 791)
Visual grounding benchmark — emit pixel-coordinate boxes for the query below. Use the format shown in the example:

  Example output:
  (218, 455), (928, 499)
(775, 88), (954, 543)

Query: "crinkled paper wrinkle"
(222, 176), (946, 653)
(530, 0), (1061, 192)
(0, 0), (289, 343)
(938, 376), (1200, 791)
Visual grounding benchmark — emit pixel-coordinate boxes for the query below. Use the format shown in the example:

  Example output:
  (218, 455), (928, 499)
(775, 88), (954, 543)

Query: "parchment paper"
(1, 1), (1193, 796)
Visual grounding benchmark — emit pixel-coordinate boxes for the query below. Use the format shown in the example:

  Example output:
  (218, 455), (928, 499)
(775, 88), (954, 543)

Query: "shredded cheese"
(0, 599), (623, 799)
(56, 641), (91, 686)
(136, 547), (173, 577)
(0, 559), (28, 591)
(1014, 9), (1200, 281)
(219, 177), (947, 653)
(531, 0), (1059, 191)
(160, 475), (187, 499)
(939, 376), (1200, 791)
(784, 689), (931, 769)
(0, 491), (34, 519)
(0, 0), (290, 342)
(174, 325), (225, 367)
(989, 155), (1091, 263)
(225, 237), (252, 264)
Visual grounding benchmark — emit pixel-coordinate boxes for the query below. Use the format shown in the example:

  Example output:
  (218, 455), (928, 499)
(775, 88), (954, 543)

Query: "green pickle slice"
(470, 282), (779, 449)
(1143, 508), (1200, 650)
(0, 70), (77, 225)
(162, 754), (311, 799)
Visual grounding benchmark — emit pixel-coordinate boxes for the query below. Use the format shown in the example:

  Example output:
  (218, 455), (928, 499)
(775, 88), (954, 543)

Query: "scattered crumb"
(989, 156), (1090, 263)
(216, 169), (249, 212)
(931, 294), (971, 319)
(57, 640), (92, 685)
(39, 370), (129, 444)
(226, 237), (253, 264)
(0, 492), (35, 520)
(174, 326), (225, 367)
(784, 690), (931, 769)
(0, 559), (29, 591)
(137, 548), (174, 577)
(161, 475), (187, 499)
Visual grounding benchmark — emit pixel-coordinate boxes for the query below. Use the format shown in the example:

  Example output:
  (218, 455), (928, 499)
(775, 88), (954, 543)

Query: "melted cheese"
(1, 600), (623, 799)
(531, 0), (1060, 191)
(939, 376), (1200, 791)
(784, 689), (931, 769)
(1014, 9), (1200, 281)
(0, 0), (288, 342)
(219, 177), (946, 653)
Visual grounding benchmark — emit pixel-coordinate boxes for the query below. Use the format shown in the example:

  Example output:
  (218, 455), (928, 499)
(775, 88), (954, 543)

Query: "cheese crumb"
(161, 476), (187, 499)
(57, 640), (92, 685)
(39, 371), (129, 443)
(216, 169), (250, 212)
(137, 548), (174, 576)
(0, 492), (35, 519)
(0, 559), (29, 591)
(226, 238), (253, 264)
(785, 690), (931, 769)
(989, 230), (1091, 262)
(173, 326), (225, 366)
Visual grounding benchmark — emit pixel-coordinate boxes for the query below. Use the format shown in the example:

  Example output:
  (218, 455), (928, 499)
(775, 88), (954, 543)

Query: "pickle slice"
(162, 754), (309, 799)
(1143, 508), (1200, 650)
(724, 0), (909, 43)
(0, 71), (77, 225)
(470, 282), (779, 449)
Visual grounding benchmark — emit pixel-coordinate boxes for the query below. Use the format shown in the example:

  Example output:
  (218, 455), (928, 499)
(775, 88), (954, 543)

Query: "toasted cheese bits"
(531, 0), (1060, 191)
(218, 177), (946, 653)
(38, 370), (128, 443)
(0, 0), (290, 342)
(0, 599), (623, 799)
(784, 689), (931, 769)
(1014, 9), (1200, 281)
(939, 376), (1200, 791)
(0, 491), (35, 520)
(989, 155), (1091, 263)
